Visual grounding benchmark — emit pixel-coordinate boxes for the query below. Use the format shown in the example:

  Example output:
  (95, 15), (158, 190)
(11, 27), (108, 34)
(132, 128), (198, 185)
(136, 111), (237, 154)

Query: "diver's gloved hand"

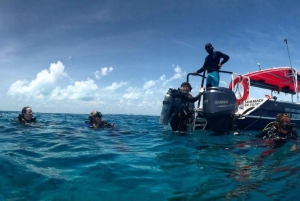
(199, 87), (205, 94)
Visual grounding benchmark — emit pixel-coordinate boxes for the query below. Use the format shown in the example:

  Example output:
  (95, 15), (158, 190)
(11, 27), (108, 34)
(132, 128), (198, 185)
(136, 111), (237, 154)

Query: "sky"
(1, 0), (300, 115)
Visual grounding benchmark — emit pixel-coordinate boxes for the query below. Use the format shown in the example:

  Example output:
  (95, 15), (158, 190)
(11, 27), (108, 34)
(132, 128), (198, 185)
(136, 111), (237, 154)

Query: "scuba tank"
(159, 89), (174, 125)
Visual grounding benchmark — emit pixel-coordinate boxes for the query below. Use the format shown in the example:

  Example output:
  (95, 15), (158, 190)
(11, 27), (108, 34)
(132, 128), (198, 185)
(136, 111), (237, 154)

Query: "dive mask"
(95, 112), (102, 118)
(280, 122), (291, 130)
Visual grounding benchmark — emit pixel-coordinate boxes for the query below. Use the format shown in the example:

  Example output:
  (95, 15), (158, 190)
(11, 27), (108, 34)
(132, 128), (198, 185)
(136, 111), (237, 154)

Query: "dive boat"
(159, 67), (300, 133)
(193, 67), (300, 132)
(159, 40), (300, 133)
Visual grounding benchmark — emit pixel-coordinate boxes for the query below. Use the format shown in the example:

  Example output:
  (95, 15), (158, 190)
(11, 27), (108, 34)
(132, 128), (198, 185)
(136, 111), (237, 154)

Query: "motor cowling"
(203, 87), (237, 133)
(159, 91), (174, 125)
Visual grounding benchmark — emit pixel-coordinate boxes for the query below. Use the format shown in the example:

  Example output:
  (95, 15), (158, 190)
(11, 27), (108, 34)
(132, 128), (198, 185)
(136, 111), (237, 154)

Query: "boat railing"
(187, 69), (237, 89)
(186, 69), (235, 83)
(186, 69), (237, 108)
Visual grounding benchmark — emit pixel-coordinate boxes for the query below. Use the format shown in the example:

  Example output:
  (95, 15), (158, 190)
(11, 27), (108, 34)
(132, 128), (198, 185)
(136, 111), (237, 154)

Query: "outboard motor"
(159, 90), (174, 125)
(203, 87), (237, 133)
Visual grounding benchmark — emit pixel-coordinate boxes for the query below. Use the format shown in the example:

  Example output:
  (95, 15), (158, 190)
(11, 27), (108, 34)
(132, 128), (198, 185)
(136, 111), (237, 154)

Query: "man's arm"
(219, 52), (230, 66)
(194, 60), (207, 74)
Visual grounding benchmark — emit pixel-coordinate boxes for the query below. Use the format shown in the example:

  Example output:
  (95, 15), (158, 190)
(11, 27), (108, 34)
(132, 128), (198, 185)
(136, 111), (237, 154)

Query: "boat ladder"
(192, 108), (207, 131)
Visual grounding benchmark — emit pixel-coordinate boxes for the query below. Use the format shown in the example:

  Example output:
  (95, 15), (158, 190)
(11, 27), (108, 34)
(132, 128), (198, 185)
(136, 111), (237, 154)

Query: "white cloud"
(143, 80), (157, 89)
(7, 61), (69, 98)
(7, 61), (125, 102)
(163, 64), (186, 86)
(94, 67), (113, 79)
(160, 75), (165, 81)
(102, 67), (113, 75)
(122, 65), (186, 103)
(123, 87), (141, 99)
(104, 81), (127, 91)
(94, 71), (100, 79)
(172, 39), (195, 49)
(50, 79), (99, 101)
(6, 62), (189, 115)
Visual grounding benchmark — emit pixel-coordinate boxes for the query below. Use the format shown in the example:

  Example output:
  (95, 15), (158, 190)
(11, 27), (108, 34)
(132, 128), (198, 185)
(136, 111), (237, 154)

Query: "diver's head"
(21, 106), (33, 121)
(205, 43), (214, 53)
(180, 82), (192, 92)
(89, 111), (103, 124)
(277, 113), (291, 133)
(275, 113), (283, 123)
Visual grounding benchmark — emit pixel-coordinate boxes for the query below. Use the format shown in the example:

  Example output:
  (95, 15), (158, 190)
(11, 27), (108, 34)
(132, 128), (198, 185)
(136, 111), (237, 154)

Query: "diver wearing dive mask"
(255, 113), (297, 149)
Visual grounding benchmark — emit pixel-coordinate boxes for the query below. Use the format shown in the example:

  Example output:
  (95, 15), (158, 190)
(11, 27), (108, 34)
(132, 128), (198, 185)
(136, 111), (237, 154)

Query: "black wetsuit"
(196, 51), (230, 74)
(169, 89), (201, 132)
(17, 114), (36, 124)
(255, 126), (297, 149)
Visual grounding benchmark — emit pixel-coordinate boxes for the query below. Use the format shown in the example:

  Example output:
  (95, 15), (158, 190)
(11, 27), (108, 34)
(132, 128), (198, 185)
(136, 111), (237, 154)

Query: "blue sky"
(1, 0), (300, 115)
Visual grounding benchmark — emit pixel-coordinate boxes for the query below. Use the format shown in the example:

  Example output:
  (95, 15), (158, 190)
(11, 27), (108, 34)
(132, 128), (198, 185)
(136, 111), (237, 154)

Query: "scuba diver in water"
(161, 82), (202, 132)
(85, 111), (115, 129)
(255, 113), (297, 150)
(17, 106), (37, 124)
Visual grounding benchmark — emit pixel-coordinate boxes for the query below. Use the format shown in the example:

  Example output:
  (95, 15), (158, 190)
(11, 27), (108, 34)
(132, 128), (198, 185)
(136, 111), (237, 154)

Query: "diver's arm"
(185, 92), (201, 103)
(173, 90), (201, 103)
(169, 89), (201, 102)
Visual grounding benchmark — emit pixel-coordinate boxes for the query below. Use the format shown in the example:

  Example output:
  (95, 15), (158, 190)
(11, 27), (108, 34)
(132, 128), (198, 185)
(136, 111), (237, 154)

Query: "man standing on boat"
(193, 43), (230, 88)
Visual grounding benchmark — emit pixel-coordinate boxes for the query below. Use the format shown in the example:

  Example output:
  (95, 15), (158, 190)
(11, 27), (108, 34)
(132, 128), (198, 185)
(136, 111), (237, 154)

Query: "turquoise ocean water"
(0, 111), (299, 201)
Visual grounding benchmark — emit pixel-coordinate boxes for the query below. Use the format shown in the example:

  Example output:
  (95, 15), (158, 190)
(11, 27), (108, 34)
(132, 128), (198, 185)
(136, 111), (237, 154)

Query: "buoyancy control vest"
(171, 90), (195, 119)
(264, 125), (297, 149)
(17, 114), (36, 124)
